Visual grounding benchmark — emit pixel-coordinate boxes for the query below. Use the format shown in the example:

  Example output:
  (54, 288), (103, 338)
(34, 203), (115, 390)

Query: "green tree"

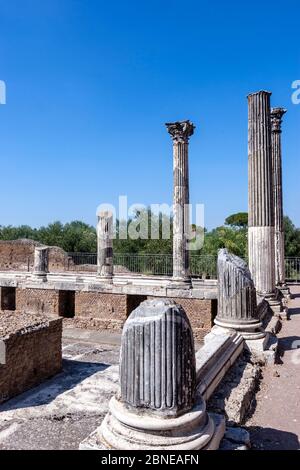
(284, 216), (300, 256)
(225, 212), (248, 228)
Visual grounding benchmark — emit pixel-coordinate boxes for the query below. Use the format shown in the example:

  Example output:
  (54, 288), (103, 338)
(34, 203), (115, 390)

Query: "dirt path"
(247, 285), (300, 450)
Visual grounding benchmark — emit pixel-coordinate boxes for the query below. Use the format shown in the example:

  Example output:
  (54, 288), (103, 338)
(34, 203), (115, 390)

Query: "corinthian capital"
(271, 108), (287, 133)
(165, 120), (195, 143)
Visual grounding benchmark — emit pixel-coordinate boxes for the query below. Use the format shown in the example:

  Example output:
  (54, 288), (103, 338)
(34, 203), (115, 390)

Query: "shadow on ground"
(247, 425), (300, 450)
(0, 359), (110, 412)
(287, 307), (300, 317)
(277, 335), (300, 359)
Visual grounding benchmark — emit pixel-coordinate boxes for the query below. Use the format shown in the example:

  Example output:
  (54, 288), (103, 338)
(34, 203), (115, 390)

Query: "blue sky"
(0, 0), (299, 230)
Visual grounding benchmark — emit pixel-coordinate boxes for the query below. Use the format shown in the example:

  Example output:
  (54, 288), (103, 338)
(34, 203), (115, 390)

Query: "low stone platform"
(0, 312), (62, 404)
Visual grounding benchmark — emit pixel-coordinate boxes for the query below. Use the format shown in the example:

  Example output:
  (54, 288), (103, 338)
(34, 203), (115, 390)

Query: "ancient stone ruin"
(0, 313), (62, 404)
(80, 299), (225, 450)
(214, 249), (271, 354)
(0, 89), (295, 451)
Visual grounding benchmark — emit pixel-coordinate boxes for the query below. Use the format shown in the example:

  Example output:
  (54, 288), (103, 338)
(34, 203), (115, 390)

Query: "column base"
(244, 332), (269, 352)
(260, 292), (283, 317)
(277, 284), (291, 301)
(97, 275), (113, 284)
(79, 395), (225, 451)
(168, 276), (192, 290)
(31, 272), (48, 282)
(214, 317), (266, 340)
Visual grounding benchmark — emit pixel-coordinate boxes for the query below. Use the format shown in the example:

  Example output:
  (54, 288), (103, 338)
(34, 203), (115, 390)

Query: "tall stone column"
(32, 246), (49, 281)
(271, 107), (290, 299)
(97, 211), (113, 282)
(166, 120), (195, 287)
(248, 91), (282, 314)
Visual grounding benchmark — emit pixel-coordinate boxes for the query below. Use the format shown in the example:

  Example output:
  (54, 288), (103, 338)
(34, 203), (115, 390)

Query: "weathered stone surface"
(217, 249), (257, 324)
(248, 91), (275, 297)
(33, 246), (49, 277)
(207, 351), (262, 425)
(214, 249), (265, 340)
(82, 298), (225, 450)
(97, 211), (113, 280)
(0, 239), (70, 273)
(166, 120), (194, 284)
(271, 107), (290, 299)
(0, 313), (62, 404)
(120, 299), (196, 416)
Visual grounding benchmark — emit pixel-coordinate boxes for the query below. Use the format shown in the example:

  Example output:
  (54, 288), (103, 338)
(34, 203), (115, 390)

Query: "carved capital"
(165, 120), (195, 144)
(271, 107), (287, 133)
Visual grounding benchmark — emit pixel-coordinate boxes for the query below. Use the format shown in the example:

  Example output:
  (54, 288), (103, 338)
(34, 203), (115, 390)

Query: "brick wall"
(16, 288), (60, 315)
(74, 292), (128, 330)
(148, 296), (216, 342)
(0, 316), (62, 404)
(8, 286), (216, 340)
(0, 239), (70, 272)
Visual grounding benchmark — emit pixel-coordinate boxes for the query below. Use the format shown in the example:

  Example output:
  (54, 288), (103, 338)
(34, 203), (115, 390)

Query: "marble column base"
(97, 275), (113, 284)
(258, 291), (283, 316)
(277, 284), (291, 301)
(79, 395), (225, 451)
(168, 276), (192, 290)
(244, 332), (269, 352)
(31, 272), (47, 282)
(214, 317), (266, 341)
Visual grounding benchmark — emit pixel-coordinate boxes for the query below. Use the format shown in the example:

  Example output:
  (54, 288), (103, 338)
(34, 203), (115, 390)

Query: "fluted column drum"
(271, 107), (287, 287)
(166, 121), (194, 283)
(215, 249), (265, 339)
(120, 299), (196, 417)
(248, 91), (275, 296)
(216, 249), (258, 324)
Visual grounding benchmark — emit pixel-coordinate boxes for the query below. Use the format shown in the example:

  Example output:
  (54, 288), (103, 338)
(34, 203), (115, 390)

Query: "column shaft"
(33, 246), (49, 277)
(97, 211), (113, 280)
(166, 120), (194, 283)
(271, 108), (287, 287)
(173, 140), (189, 279)
(248, 91), (275, 297)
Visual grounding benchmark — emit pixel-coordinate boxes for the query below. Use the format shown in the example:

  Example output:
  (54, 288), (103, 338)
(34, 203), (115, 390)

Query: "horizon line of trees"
(0, 211), (300, 257)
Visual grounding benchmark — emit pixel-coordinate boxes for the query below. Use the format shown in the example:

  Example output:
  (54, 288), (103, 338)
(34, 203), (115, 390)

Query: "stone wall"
(0, 313), (62, 404)
(148, 296), (217, 341)
(74, 292), (129, 330)
(0, 285), (216, 339)
(0, 239), (70, 272)
(16, 288), (60, 315)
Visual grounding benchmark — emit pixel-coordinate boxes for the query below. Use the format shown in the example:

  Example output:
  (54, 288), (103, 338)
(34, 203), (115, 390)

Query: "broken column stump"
(214, 249), (269, 351)
(32, 246), (49, 281)
(80, 299), (225, 450)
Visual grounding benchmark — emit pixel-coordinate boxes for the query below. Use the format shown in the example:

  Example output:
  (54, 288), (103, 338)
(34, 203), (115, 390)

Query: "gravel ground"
(0, 312), (54, 337)
(246, 285), (300, 450)
(0, 330), (121, 449)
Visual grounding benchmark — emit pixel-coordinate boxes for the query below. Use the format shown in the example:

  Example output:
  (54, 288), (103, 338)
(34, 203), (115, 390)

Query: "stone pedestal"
(248, 91), (282, 315)
(166, 121), (194, 289)
(97, 211), (113, 283)
(32, 246), (49, 281)
(271, 107), (291, 301)
(80, 299), (225, 450)
(214, 249), (266, 343)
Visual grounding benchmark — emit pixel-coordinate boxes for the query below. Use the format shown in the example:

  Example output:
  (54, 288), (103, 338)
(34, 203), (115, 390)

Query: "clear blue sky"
(0, 0), (299, 230)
